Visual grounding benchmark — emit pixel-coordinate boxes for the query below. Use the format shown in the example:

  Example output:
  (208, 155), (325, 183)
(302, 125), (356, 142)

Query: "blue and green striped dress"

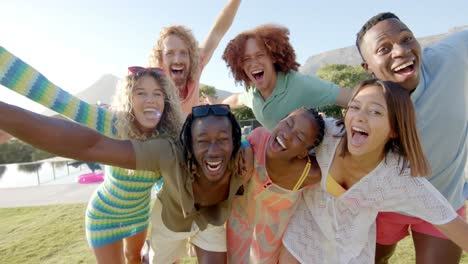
(0, 46), (161, 247)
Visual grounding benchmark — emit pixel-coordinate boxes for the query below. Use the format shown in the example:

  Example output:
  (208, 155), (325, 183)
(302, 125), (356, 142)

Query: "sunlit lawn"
(0, 203), (466, 263)
(0, 204), (93, 263)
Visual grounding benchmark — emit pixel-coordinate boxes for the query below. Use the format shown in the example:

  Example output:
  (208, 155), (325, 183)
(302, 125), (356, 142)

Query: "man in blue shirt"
(356, 12), (468, 264)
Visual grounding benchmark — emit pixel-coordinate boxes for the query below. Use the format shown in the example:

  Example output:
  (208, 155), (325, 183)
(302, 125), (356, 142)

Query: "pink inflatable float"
(77, 172), (104, 184)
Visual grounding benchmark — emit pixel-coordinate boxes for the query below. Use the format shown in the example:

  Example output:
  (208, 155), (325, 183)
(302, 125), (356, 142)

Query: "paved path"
(1, 166), (466, 209)
(0, 183), (98, 208)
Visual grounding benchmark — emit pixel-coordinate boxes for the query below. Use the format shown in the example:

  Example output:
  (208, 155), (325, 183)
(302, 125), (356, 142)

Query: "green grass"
(0, 204), (94, 264)
(0, 203), (466, 263)
(393, 234), (468, 264)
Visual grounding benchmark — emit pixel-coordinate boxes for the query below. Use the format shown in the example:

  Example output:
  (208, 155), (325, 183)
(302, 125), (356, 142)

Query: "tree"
(315, 64), (371, 118)
(232, 106), (255, 121)
(0, 139), (55, 164)
(199, 84), (218, 99)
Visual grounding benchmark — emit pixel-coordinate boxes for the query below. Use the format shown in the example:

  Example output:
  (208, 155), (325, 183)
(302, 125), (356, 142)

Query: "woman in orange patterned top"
(227, 107), (325, 263)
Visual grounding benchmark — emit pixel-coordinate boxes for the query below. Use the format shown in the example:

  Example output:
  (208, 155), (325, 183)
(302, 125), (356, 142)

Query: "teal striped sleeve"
(0, 46), (116, 137)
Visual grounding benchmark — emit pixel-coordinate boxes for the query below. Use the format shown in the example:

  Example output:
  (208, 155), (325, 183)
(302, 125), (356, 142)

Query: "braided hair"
(304, 108), (325, 150)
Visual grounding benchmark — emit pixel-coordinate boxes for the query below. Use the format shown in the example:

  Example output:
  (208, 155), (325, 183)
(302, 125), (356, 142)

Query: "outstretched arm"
(202, 93), (246, 109)
(0, 101), (136, 169)
(436, 216), (468, 252)
(335, 86), (353, 107)
(0, 46), (116, 137)
(0, 130), (12, 144)
(222, 93), (246, 108)
(199, 0), (241, 64)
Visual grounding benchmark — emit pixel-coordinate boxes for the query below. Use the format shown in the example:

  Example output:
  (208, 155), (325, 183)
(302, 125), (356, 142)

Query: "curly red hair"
(222, 24), (300, 90)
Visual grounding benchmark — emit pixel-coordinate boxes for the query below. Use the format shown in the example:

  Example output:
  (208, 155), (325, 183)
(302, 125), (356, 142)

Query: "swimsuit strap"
(292, 156), (312, 191)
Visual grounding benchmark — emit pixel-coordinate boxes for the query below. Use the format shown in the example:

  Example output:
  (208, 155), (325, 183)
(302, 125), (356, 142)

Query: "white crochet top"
(282, 119), (458, 264)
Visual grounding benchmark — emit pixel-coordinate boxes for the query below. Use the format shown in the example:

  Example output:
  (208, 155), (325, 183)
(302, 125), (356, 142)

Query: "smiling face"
(242, 38), (277, 97)
(360, 18), (422, 91)
(131, 75), (165, 135)
(345, 84), (394, 158)
(161, 34), (191, 90)
(268, 109), (318, 160)
(191, 115), (234, 184)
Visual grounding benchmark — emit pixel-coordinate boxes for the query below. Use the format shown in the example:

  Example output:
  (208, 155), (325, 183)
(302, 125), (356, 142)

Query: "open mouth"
(171, 66), (185, 77)
(276, 136), (286, 150)
(392, 60), (415, 75)
(350, 126), (369, 146)
(251, 70), (264, 81)
(205, 160), (223, 173)
(143, 108), (161, 120)
(270, 135), (287, 152)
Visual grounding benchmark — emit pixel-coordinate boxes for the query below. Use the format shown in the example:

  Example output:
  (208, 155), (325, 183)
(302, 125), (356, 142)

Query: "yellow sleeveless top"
(326, 174), (346, 197)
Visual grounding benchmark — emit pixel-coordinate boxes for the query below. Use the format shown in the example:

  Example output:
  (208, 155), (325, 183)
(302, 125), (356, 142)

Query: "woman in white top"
(280, 79), (468, 263)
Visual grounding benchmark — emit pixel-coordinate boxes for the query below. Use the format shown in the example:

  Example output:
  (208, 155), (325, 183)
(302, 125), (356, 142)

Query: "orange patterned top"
(227, 127), (313, 263)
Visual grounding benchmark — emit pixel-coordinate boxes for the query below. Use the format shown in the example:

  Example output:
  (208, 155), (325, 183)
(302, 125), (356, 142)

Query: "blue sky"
(1, 0), (467, 112)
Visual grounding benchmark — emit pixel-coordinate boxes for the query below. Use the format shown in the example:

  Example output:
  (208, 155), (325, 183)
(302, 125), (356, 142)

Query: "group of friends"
(0, 1), (467, 263)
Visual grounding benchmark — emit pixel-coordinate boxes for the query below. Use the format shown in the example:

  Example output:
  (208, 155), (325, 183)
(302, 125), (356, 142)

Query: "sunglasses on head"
(128, 66), (165, 75)
(192, 104), (231, 118)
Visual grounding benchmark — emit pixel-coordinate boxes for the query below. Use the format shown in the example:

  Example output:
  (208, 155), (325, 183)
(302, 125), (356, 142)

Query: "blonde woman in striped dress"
(0, 47), (184, 263)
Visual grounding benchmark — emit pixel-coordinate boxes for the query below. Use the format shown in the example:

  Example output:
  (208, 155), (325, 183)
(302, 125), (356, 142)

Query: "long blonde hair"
(111, 70), (184, 141)
(148, 25), (200, 85)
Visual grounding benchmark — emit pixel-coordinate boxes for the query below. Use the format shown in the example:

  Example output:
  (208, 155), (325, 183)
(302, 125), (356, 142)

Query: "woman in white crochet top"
(280, 79), (468, 263)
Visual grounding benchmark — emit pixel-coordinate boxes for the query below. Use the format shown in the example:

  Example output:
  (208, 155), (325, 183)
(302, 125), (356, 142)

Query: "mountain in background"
(74, 74), (120, 105)
(43, 75), (234, 116)
(42, 74), (119, 116)
(300, 25), (468, 75)
(214, 88), (234, 100)
(44, 25), (467, 116)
